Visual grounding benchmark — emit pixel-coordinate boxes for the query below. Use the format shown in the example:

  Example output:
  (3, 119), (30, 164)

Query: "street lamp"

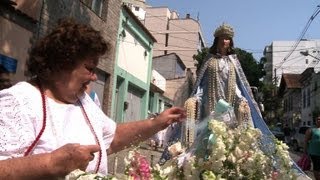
(300, 50), (320, 61)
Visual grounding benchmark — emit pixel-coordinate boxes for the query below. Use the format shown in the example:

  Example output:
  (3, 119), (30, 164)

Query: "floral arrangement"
(124, 150), (153, 179)
(152, 120), (298, 180)
(65, 119), (300, 180)
(64, 169), (116, 180)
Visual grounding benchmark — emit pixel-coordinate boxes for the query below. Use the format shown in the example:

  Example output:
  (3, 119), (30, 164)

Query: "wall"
(144, 7), (205, 75)
(118, 29), (149, 83)
(0, 0), (41, 85)
(0, 17), (32, 83)
(112, 6), (155, 122)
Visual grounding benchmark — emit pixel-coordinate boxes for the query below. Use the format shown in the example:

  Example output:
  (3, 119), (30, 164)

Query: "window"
(289, 96), (293, 111)
(302, 90), (306, 108)
(284, 99), (287, 112)
(81, 0), (104, 17)
(148, 92), (154, 112)
(92, 0), (103, 16)
(307, 88), (310, 107)
(175, 63), (185, 78)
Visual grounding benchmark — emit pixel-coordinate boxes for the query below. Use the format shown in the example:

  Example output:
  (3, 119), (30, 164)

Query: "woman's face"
(52, 56), (98, 104)
(316, 117), (320, 127)
(217, 35), (231, 52)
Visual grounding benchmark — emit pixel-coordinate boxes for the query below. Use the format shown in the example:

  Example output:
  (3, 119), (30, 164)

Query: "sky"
(146, 0), (320, 61)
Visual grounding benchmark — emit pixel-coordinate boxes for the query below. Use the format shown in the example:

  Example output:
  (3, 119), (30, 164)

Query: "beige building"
(123, 1), (206, 75)
(143, 7), (206, 75)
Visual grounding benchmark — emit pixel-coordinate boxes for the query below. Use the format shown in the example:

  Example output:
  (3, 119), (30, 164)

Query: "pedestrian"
(304, 115), (320, 180)
(0, 18), (186, 179)
(283, 124), (291, 144)
(85, 83), (101, 108)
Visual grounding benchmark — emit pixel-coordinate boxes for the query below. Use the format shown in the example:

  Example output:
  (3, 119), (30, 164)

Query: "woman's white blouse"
(0, 82), (116, 175)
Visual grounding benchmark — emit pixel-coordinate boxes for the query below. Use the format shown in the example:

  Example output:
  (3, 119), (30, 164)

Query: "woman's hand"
(154, 107), (186, 130)
(49, 143), (100, 176)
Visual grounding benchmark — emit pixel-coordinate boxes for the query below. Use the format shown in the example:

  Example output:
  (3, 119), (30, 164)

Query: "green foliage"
(260, 83), (282, 124)
(193, 47), (209, 71)
(234, 48), (265, 89)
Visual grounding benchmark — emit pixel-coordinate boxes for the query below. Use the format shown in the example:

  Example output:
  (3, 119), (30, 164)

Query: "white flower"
(65, 169), (86, 180)
(168, 142), (184, 157)
(65, 169), (117, 180)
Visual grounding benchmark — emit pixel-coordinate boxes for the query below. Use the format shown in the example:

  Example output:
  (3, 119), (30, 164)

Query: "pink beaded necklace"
(24, 83), (102, 173)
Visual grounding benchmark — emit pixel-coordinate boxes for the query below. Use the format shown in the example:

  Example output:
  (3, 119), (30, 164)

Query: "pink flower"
(127, 151), (152, 180)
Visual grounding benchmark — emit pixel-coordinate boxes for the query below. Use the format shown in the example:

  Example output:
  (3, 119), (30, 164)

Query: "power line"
(280, 4), (320, 68)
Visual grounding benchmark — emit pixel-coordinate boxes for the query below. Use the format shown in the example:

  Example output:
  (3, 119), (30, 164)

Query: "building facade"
(278, 74), (302, 128)
(263, 39), (320, 86)
(123, 1), (206, 76)
(0, 0), (41, 86)
(300, 68), (320, 126)
(152, 53), (193, 107)
(112, 5), (156, 122)
(143, 7), (206, 75)
(1, 0), (122, 116)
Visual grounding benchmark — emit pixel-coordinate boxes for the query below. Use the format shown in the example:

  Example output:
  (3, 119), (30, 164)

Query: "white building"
(264, 39), (320, 86)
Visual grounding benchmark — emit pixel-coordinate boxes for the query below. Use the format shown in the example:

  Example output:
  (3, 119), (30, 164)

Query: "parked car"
(290, 126), (311, 151)
(270, 127), (285, 141)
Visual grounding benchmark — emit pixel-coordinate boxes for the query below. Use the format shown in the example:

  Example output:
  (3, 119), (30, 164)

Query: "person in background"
(0, 18), (186, 179)
(86, 83), (101, 108)
(283, 124), (291, 144)
(304, 116), (320, 180)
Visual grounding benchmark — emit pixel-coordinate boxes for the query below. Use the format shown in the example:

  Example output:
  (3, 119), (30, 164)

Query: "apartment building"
(144, 7), (206, 75)
(263, 39), (320, 86)
(123, 1), (206, 75)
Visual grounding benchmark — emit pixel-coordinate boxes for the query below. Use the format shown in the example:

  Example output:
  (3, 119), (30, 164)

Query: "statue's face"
(217, 35), (231, 52)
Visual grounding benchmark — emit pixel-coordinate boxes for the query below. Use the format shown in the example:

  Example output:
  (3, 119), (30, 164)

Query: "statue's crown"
(214, 23), (234, 38)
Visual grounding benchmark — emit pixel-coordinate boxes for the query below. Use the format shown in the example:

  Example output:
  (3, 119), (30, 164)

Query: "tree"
(234, 48), (265, 89)
(192, 47), (209, 75)
(260, 83), (282, 125)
